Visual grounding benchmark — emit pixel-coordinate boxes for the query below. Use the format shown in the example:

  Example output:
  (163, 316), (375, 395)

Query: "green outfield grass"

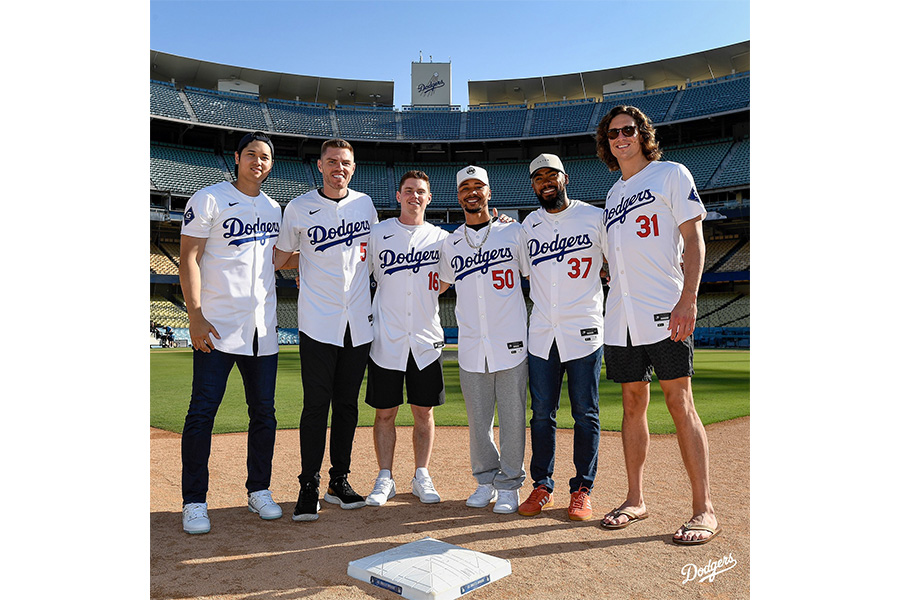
(150, 348), (749, 435)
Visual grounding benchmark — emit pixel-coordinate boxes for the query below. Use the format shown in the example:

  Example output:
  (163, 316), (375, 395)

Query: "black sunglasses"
(606, 125), (639, 140)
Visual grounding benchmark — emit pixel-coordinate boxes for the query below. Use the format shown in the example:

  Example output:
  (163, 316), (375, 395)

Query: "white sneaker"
(493, 489), (519, 514)
(366, 476), (396, 507)
(248, 489), (283, 520)
(466, 483), (498, 508)
(411, 475), (441, 504)
(183, 502), (210, 534)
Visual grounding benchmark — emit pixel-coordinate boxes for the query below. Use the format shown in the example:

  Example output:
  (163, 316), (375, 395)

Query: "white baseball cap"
(529, 153), (566, 177)
(457, 165), (490, 188)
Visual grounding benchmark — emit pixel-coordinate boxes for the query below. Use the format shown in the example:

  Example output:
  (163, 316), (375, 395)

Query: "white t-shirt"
(181, 181), (281, 356)
(602, 161), (707, 347)
(521, 199), (606, 362)
(438, 219), (530, 374)
(368, 219), (448, 371)
(276, 187), (378, 347)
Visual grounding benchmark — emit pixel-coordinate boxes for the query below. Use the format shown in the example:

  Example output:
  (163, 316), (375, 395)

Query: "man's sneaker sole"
(184, 525), (210, 534)
(323, 492), (366, 510)
(411, 478), (441, 504)
(292, 501), (321, 522)
(248, 505), (283, 520)
(518, 496), (554, 516)
(366, 479), (397, 507)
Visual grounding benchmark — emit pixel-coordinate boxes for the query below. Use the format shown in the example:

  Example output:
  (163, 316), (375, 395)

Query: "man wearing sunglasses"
(594, 105), (719, 545)
(517, 154), (606, 522)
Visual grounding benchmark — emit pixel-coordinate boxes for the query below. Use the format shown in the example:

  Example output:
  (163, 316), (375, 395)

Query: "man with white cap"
(438, 165), (530, 515)
(518, 153), (606, 521)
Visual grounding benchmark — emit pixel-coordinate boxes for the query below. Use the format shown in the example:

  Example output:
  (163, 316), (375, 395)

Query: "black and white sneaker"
(323, 476), (366, 509)
(292, 481), (320, 522)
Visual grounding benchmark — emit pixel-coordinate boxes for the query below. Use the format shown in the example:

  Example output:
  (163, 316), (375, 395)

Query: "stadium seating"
(184, 87), (269, 130)
(669, 74), (750, 121)
(711, 137), (750, 188)
(262, 157), (315, 205)
(335, 106), (397, 139)
(662, 140), (733, 190)
(152, 77), (748, 140)
(704, 239), (740, 272)
(266, 99), (334, 137)
(596, 88), (678, 127)
(464, 105), (527, 139)
(400, 107), (461, 140)
(151, 143), (229, 196)
(529, 100), (596, 136)
(150, 242), (179, 275)
(151, 79), (191, 121)
(150, 296), (190, 328)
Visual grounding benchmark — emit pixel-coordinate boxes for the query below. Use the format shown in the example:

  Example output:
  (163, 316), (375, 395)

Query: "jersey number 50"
(492, 269), (514, 290)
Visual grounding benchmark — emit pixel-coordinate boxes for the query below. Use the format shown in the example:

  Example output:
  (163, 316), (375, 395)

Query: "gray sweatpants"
(459, 359), (527, 491)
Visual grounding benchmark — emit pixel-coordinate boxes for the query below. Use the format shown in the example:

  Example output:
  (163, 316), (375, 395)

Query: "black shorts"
(365, 353), (445, 409)
(604, 331), (694, 383)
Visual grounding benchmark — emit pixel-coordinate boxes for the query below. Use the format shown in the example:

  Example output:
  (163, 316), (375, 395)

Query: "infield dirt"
(151, 417), (749, 599)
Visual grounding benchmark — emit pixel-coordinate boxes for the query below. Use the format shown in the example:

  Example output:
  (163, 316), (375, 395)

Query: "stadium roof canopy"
(150, 50), (395, 107)
(467, 41), (750, 106)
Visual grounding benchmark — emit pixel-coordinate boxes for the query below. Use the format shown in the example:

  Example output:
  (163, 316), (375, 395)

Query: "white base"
(347, 537), (511, 600)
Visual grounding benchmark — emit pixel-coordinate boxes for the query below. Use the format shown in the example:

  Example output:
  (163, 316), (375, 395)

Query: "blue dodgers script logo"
(222, 217), (280, 246)
(604, 189), (656, 230)
(379, 247), (441, 275)
(450, 246), (514, 281)
(528, 233), (592, 266)
(308, 219), (371, 252)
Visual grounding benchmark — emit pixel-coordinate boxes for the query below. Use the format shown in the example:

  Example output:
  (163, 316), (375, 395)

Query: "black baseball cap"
(236, 131), (274, 156)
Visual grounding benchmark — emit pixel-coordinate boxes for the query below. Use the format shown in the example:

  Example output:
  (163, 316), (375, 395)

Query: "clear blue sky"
(150, 0), (749, 107)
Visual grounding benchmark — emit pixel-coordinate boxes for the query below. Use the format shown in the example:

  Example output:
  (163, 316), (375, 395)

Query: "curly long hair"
(595, 105), (662, 172)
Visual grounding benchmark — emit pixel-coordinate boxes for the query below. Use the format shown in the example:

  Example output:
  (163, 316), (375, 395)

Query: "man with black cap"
(518, 154), (606, 521)
(179, 131), (287, 534)
(437, 165), (530, 515)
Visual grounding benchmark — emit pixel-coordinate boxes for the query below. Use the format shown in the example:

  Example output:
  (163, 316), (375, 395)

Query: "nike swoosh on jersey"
(383, 234), (394, 239)
(229, 202), (239, 206)
(309, 209), (321, 214)
(532, 221), (542, 227)
(453, 238), (462, 245)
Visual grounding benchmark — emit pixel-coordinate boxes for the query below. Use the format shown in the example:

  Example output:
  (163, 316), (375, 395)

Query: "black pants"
(297, 327), (370, 485)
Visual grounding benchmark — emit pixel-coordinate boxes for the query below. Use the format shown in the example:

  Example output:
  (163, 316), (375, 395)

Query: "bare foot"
(673, 512), (719, 544)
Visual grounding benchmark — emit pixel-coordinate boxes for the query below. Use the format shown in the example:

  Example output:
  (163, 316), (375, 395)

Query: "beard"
(535, 187), (567, 212)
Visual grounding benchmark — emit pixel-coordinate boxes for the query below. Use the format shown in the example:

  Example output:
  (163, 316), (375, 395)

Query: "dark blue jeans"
(181, 347), (278, 504)
(527, 343), (602, 494)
